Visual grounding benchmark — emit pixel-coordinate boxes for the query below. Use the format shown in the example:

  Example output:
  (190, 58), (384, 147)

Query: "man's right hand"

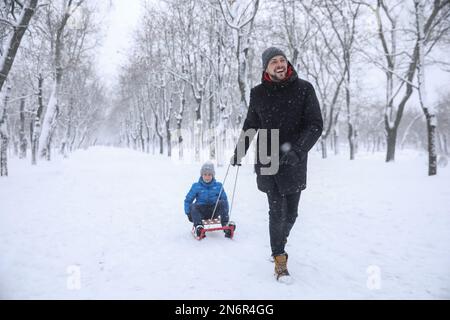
(280, 150), (300, 166)
(230, 154), (242, 167)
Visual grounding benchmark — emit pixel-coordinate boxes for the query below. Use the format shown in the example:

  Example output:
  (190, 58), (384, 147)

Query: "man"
(231, 47), (323, 282)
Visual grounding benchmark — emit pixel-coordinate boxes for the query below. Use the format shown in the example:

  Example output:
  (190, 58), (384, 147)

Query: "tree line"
(1, 0), (449, 177)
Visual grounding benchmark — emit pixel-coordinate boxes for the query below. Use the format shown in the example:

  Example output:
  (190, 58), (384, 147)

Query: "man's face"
(266, 55), (288, 82)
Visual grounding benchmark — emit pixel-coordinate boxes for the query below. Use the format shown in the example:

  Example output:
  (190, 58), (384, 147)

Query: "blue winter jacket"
(184, 177), (229, 215)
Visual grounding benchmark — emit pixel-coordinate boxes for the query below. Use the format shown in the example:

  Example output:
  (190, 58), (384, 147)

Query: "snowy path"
(0, 147), (449, 299)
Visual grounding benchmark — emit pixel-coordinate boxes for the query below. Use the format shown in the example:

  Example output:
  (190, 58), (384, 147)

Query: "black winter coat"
(235, 64), (323, 195)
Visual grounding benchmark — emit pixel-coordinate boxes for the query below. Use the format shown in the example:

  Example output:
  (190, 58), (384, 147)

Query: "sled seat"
(202, 217), (222, 227)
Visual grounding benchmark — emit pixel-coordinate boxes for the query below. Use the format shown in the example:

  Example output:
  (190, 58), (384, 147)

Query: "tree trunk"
(61, 102), (73, 158)
(176, 86), (185, 161)
(166, 120), (171, 158)
(154, 116), (163, 155)
(386, 127), (397, 162)
(237, 39), (250, 121)
(177, 126), (183, 160)
(0, 131), (8, 177)
(345, 56), (355, 160)
(32, 74), (44, 165)
(321, 137), (327, 159)
(76, 127), (88, 150)
(39, 78), (60, 160)
(333, 127), (339, 155)
(194, 101), (202, 162)
(152, 132), (156, 155)
(348, 123), (355, 160)
(69, 126), (77, 153)
(0, 87), (11, 176)
(425, 113), (437, 175)
(145, 125), (151, 154)
(208, 82), (216, 161)
(19, 96), (27, 159)
(159, 135), (163, 155)
(443, 133), (449, 155)
(142, 111), (151, 154)
(138, 121), (145, 153)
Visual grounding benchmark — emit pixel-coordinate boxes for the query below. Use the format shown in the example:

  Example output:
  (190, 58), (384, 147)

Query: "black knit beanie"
(262, 47), (287, 71)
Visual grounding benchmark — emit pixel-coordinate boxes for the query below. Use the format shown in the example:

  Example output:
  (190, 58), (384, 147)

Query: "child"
(184, 161), (231, 238)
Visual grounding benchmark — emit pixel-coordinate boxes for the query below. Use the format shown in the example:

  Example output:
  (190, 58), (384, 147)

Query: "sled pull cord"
(210, 163), (239, 220)
(229, 165), (240, 218)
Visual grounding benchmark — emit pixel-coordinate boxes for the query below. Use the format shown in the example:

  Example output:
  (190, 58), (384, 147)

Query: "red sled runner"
(192, 218), (236, 240)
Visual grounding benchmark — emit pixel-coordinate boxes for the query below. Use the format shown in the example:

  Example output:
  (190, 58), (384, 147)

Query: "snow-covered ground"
(0, 147), (449, 299)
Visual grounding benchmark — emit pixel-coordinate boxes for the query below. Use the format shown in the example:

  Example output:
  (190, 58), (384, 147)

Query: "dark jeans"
(190, 200), (229, 227)
(267, 189), (301, 256)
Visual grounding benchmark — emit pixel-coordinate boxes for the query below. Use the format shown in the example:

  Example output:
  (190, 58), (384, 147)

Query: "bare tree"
(301, 1), (360, 159)
(38, 0), (85, 160)
(414, 0), (450, 175)
(357, 0), (450, 164)
(292, 1), (345, 158)
(0, 0), (38, 175)
(218, 0), (260, 123)
(322, 1), (361, 160)
(0, 0), (39, 92)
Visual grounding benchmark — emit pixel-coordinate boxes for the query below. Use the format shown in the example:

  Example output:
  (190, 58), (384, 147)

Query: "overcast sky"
(95, 0), (142, 88)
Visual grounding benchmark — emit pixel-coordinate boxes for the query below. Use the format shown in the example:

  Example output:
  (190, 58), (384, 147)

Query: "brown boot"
(274, 253), (290, 281)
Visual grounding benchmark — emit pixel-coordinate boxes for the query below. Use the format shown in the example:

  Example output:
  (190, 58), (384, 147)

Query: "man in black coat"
(231, 47), (323, 282)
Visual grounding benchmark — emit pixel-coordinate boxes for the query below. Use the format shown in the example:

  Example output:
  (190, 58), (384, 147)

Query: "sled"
(192, 218), (236, 240)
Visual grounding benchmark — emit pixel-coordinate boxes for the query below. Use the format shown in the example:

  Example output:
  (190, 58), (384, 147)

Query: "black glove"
(280, 150), (301, 166)
(187, 214), (192, 222)
(230, 154), (242, 166)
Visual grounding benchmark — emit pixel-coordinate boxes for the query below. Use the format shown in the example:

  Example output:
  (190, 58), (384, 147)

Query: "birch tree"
(414, 0), (450, 175)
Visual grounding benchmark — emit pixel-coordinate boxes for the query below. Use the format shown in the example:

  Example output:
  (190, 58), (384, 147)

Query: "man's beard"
(269, 68), (287, 82)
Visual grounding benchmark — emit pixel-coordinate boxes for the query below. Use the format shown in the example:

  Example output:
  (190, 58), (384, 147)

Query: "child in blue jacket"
(184, 161), (230, 238)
